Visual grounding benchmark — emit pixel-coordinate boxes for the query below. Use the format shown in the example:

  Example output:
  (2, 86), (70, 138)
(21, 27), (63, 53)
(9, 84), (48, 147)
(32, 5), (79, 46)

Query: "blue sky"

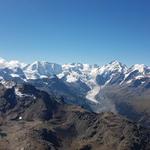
(0, 0), (150, 66)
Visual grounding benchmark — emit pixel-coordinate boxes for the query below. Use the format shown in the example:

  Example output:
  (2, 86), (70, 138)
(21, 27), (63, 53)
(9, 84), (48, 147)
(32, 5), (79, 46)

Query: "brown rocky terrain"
(0, 84), (150, 150)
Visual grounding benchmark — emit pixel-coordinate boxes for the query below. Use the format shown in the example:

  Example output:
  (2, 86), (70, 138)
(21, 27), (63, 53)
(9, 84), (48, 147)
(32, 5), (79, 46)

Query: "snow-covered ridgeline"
(0, 57), (150, 103)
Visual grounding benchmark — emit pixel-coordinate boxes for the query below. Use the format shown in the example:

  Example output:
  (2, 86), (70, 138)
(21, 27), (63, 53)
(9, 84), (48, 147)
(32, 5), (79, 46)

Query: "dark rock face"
(0, 85), (16, 113)
(96, 74), (109, 85)
(0, 84), (58, 121)
(0, 84), (149, 150)
(125, 70), (140, 82)
(0, 110), (150, 150)
(145, 82), (150, 89)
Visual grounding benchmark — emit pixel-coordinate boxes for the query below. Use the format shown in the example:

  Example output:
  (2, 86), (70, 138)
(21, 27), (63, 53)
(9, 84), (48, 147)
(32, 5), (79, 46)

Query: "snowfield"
(0, 57), (150, 104)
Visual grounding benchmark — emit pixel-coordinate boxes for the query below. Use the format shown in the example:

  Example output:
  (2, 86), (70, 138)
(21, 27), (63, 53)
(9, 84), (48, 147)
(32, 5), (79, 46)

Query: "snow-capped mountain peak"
(0, 57), (26, 69)
(24, 61), (62, 79)
(130, 64), (148, 74)
(0, 57), (149, 107)
(0, 57), (149, 91)
(98, 60), (127, 74)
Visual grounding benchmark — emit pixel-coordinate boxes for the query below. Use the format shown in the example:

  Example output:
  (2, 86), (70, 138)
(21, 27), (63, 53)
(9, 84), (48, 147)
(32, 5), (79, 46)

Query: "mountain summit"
(0, 58), (150, 150)
(0, 57), (149, 126)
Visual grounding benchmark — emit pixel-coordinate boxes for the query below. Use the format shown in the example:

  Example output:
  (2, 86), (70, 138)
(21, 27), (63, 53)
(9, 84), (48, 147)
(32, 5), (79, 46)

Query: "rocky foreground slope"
(0, 84), (150, 150)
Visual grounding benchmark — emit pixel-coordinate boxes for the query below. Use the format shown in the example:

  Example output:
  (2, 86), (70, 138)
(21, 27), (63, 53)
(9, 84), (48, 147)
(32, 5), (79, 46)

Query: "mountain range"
(0, 58), (150, 126)
(0, 57), (150, 150)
